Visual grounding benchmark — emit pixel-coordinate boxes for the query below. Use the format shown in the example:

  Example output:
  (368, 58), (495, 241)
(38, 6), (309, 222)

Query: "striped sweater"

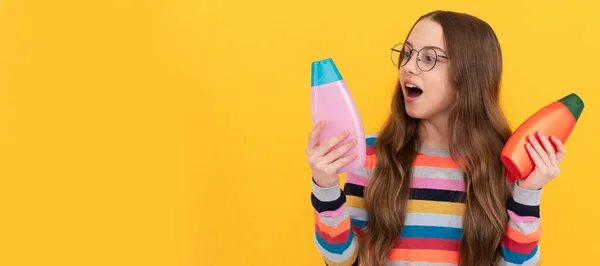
(311, 133), (542, 265)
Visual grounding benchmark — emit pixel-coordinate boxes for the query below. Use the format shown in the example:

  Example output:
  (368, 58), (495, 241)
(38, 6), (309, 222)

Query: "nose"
(400, 54), (419, 76)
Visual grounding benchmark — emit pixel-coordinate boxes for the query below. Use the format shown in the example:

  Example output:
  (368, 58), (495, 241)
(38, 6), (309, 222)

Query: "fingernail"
(345, 131), (349, 136)
(320, 120), (326, 125)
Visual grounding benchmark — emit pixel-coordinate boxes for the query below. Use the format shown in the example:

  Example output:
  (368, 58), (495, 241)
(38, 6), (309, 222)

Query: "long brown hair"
(359, 11), (513, 266)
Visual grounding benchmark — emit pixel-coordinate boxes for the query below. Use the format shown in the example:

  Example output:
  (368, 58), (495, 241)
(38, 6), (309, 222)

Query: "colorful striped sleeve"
(311, 134), (377, 266)
(498, 182), (543, 266)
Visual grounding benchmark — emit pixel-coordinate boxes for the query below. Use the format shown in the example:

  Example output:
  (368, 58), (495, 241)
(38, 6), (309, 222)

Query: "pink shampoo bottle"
(310, 58), (366, 174)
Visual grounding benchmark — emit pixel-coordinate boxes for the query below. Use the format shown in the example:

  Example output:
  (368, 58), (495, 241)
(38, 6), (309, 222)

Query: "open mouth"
(406, 83), (423, 98)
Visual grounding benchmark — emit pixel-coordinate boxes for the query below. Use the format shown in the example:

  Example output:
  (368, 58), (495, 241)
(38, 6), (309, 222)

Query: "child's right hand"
(306, 121), (358, 188)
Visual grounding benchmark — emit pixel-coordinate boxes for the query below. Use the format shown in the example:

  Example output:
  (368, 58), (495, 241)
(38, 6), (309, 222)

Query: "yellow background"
(1, 0), (598, 265)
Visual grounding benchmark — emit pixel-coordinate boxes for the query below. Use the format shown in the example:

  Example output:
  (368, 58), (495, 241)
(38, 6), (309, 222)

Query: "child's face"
(399, 18), (454, 122)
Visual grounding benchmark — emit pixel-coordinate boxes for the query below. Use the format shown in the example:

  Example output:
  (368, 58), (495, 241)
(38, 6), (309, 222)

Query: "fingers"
(551, 135), (567, 163)
(314, 130), (350, 158)
(524, 133), (566, 182)
(528, 134), (551, 167)
(325, 153), (359, 174)
(322, 139), (358, 164)
(525, 142), (546, 168)
(537, 132), (557, 165)
(306, 121), (326, 154)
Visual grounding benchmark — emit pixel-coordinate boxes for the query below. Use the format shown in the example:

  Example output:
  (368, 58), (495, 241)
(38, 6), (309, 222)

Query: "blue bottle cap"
(311, 58), (343, 86)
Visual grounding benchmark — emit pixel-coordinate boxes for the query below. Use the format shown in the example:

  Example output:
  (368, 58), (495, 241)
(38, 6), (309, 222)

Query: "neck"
(419, 114), (450, 150)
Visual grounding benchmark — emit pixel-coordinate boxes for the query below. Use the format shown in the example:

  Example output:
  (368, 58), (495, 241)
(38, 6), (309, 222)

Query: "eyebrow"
(406, 41), (448, 55)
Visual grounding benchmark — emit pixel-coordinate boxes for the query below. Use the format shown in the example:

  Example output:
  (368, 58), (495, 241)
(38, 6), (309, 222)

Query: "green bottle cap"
(558, 93), (584, 121)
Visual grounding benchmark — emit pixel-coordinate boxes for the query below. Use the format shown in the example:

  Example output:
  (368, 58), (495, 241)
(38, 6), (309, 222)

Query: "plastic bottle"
(310, 58), (366, 174)
(501, 93), (584, 182)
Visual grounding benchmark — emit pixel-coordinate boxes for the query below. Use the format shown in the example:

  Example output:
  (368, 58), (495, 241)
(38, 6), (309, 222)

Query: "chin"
(404, 106), (426, 119)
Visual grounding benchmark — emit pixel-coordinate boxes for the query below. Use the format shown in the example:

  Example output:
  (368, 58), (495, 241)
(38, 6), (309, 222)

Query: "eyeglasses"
(390, 43), (449, 72)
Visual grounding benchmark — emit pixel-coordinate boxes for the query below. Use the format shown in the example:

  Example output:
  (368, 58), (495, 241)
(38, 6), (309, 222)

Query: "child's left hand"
(518, 131), (566, 190)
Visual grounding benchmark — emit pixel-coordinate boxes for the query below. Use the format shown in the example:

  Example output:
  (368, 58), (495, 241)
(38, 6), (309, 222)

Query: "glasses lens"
(418, 48), (438, 71)
(391, 44), (406, 67)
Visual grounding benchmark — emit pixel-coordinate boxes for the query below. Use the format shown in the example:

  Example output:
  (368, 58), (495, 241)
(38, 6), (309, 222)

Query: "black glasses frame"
(390, 43), (449, 72)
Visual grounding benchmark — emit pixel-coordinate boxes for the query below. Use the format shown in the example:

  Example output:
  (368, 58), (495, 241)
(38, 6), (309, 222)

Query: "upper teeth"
(406, 84), (417, 88)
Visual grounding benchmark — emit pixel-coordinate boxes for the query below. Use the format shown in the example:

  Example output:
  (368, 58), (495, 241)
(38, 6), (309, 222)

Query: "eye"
(425, 56), (437, 62)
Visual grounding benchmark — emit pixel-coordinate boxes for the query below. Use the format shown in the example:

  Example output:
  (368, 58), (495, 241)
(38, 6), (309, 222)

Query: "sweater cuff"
(311, 178), (341, 202)
(512, 182), (542, 206)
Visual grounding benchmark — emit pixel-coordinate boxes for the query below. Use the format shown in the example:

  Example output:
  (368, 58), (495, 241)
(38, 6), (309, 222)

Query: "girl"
(306, 10), (564, 266)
